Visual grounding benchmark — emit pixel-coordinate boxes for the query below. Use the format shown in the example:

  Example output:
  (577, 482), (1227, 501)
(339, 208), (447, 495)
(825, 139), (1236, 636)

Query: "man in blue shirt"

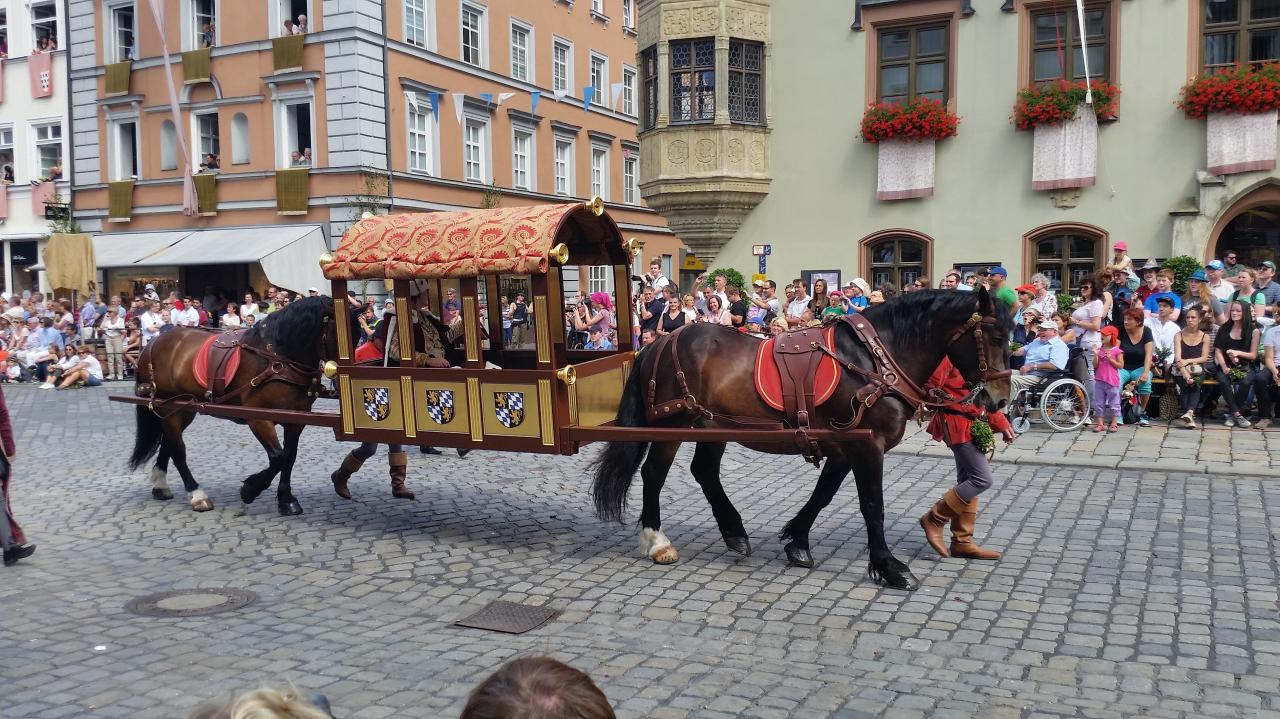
(1009, 320), (1069, 394)
(39, 318), (65, 352)
(584, 328), (614, 350)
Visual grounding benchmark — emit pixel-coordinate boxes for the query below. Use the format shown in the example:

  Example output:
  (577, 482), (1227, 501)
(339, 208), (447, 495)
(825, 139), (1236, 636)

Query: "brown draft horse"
(128, 296), (341, 515)
(591, 289), (1012, 591)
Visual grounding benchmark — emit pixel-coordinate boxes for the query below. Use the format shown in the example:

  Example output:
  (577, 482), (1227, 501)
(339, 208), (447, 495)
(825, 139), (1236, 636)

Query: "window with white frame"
(554, 136), (574, 197)
(463, 116), (488, 183)
(190, 0), (215, 49)
(277, 100), (314, 167)
(407, 98), (435, 174)
(590, 145), (608, 200)
(552, 38), (572, 94)
(274, 0), (309, 38)
(587, 265), (609, 294)
(461, 2), (486, 67)
(622, 153), (637, 204)
(194, 112), (219, 167)
(32, 122), (62, 179)
(592, 0), (603, 13)
(0, 126), (14, 183)
(512, 127), (534, 191)
(160, 120), (178, 170)
(404, 0), (428, 48)
(110, 118), (140, 180)
(622, 0), (634, 28)
(621, 66), (637, 116)
(510, 21), (531, 82)
(108, 3), (136, 62)
(31, 1), (58, 51)
(590, 54), (607, 105)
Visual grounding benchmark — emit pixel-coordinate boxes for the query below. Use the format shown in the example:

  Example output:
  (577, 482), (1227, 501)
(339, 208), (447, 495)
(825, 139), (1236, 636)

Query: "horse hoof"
(724, 536), (752, 556)
(784, 541), (814, 568)
(191, 499), (214, 512)
(152, 488), (174, 501)
(278, 500), (304, 516)
(651, 546), (680, 564)
(868, 562), (920, 591)
(240, 484), (262, 504)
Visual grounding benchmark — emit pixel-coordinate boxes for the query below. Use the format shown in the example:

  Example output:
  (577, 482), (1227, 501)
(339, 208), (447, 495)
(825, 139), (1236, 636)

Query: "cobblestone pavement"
(2, 385), (1279, 718)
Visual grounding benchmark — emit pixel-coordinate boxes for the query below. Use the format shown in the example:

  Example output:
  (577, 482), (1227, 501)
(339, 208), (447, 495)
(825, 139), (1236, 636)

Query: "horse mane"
(249, 295), (332, 358)
(860, 289), (1010, 347)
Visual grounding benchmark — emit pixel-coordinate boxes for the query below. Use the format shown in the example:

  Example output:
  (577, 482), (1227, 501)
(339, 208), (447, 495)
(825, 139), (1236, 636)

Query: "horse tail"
(129, 404), (164, 471)
(591, 352), (650, 523)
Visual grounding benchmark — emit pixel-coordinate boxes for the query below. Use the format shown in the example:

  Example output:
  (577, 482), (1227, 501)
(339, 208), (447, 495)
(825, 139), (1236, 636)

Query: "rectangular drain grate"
(454, 600), (561, 634)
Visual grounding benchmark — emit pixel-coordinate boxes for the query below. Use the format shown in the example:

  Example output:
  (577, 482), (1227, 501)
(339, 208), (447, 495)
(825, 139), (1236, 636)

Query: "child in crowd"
(822, 291), (847, 320)
(1092, 325), (1124, 433)
(1109, 241), (1133, 276)
(2, 359), (21, 383)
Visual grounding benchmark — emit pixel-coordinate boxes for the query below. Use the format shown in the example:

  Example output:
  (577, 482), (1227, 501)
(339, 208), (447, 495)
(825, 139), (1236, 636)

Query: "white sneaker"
(38, 382), (54, 389)
(1224, 415), (1236, 428)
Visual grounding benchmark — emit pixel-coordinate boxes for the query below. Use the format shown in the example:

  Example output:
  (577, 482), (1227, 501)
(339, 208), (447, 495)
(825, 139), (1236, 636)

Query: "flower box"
(1206, 110), (1277, 176)
(1031, 103), (1098, 190)
(876, 139), (935, 200)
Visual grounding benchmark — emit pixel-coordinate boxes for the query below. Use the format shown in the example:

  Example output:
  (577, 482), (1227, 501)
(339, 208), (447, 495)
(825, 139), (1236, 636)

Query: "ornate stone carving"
(694, 138), (718, 168)
(748, 141), (766, 170)
(726, 7), (745, 34)
(1049, 188), (1082, 209)
(727, 138), (745, 166)
(663, 8), (690, 36)
(668, 140), (689, 165)
(747, 11), (768, 39)
(692, 7), (718, 33)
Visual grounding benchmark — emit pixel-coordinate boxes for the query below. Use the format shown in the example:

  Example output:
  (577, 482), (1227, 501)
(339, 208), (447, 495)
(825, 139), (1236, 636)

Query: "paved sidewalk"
(892, 415), (1280, 477)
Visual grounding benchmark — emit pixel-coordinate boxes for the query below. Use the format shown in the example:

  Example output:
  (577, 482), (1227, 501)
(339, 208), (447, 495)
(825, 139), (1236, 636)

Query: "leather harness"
(643, 312), (1008, 465)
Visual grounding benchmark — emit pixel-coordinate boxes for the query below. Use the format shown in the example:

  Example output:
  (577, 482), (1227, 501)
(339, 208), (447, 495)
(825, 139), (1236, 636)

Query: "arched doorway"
(1214, 208), (1280, 267)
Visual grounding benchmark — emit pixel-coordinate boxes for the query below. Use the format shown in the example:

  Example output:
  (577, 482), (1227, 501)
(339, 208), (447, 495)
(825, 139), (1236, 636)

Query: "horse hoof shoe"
(192, 500), (214, 512)
(869, 564), (920, 591)
(278, 501), (304, 516)
(152, 488), (174, 501)
(724, 536), (752, 556)
(651, 547), (680, 564)
(784, 542), (814, 568)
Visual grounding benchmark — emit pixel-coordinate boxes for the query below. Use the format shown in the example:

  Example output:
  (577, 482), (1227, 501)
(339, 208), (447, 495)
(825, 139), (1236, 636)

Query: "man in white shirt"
(643, 258), (670, 293)
(1144, 296), (1180, 370)
(786, 280), (811, 325)
(1205, 260), (1235, 302)
(138, 300), (165, 347)
(171, 299), (200, 327)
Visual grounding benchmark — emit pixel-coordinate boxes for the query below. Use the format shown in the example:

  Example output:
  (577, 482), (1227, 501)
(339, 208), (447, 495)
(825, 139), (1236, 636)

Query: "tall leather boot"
(389, 451), (415, 500)
(330, 452), (365, 500)
(950, 497), (1001, 560)
(919, 487), (965, 557)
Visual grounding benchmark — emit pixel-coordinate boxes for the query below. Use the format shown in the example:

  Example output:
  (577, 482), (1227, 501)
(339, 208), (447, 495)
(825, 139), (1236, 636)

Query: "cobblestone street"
(2, 385), (1279, 718)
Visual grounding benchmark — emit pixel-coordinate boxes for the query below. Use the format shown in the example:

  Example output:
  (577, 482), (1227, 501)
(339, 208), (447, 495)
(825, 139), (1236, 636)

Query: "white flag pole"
(1075, 0), (1093, 104)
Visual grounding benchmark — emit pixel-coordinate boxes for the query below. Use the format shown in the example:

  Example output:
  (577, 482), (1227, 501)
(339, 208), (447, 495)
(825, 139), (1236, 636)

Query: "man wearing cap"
(442, 287), (461, 325)
(1134, 261), (1161, 304)
(1205, 260), (1235, 302)
(1145, 296), (1180, 373)
(308, 287), (320, 297)
(749, 279), (779, 326)
(1009, 319), (1069, 394)
(986, 267), (1016, 310)
(1256, 260), (1280, 309)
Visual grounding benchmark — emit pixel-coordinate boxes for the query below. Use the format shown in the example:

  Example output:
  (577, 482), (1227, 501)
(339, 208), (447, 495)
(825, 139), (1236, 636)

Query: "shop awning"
(94, 225), (330, 294)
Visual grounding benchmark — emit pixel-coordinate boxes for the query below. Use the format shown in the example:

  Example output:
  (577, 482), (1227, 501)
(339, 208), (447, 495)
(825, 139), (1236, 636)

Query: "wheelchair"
(1006, 347), (1091, 433)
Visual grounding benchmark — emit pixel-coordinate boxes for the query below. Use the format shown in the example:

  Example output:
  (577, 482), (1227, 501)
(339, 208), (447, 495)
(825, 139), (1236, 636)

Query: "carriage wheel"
(1039, 378), (1089, 432)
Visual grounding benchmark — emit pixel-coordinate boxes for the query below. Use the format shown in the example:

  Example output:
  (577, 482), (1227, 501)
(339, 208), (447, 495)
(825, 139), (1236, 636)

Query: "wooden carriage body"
(320, 200), (636, 455)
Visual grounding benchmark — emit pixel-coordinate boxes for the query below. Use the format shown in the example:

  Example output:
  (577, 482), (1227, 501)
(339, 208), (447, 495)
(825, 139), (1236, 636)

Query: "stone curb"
(888, 443), (1274, 477)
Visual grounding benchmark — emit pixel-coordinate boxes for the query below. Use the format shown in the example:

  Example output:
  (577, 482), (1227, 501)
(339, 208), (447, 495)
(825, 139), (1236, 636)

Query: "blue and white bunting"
(530, 90), (542, 115)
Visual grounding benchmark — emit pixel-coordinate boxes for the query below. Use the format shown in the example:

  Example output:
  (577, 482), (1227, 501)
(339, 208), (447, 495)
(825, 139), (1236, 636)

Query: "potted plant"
(1178, 64), (1280, 176)
(1013, 80), (1120, 191)
(859, 98), (960, 201)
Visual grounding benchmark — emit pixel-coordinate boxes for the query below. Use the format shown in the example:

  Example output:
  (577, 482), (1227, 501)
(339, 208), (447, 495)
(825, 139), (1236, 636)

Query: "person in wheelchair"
(1008, 319), (1069, 396)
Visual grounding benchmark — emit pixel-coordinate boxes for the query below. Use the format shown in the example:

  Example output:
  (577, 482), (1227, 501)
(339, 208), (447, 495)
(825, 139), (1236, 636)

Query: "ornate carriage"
(319, 199), (636, 455)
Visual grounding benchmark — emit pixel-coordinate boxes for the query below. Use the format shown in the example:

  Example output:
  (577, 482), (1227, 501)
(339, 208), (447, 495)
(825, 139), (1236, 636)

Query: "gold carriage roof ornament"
(585, 196), (605, 216)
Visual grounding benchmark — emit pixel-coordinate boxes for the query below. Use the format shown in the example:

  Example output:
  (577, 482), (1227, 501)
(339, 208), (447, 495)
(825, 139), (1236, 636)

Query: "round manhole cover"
(125, 589), (257, 618)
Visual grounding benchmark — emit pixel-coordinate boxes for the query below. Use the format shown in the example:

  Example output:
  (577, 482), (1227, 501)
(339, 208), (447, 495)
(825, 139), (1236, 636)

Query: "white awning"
(93, 225), (330, 294)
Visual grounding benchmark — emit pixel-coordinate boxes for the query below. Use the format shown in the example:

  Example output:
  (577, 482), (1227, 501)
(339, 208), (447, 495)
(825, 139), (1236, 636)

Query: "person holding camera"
(643, 258), (670, 293)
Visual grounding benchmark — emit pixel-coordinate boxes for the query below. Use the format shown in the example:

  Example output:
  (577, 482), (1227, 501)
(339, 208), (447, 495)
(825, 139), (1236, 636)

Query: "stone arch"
(1206, 178), (1280, 265)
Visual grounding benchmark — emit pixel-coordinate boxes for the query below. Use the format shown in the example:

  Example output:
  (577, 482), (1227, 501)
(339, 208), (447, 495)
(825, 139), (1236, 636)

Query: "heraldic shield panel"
(480, 382), (543, 439)
(413, 381), (470, 434)
(351, 380), (405, 431)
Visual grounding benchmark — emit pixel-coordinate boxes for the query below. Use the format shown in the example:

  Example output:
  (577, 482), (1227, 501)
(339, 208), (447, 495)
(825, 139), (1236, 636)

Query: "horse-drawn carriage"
(114, 198), (1017, 592)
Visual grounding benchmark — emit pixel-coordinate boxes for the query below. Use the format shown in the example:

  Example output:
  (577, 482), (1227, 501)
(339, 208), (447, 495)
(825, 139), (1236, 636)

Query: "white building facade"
(0, 0), (69, 297)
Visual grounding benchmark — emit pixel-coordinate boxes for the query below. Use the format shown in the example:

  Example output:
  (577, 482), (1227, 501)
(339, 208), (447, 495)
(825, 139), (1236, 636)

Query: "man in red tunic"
(0, 386), (35, 566)
(919, 358), (1015, 560)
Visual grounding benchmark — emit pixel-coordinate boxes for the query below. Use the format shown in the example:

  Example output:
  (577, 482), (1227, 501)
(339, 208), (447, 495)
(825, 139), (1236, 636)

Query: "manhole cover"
(454, 600), (561, 634)
(125, 589), (257, 618)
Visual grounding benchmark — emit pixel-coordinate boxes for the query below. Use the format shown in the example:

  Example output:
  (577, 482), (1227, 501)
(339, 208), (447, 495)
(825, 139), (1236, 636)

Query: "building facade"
(639, 0), (1280, 291)
(0, 0), (69, 297)
(67, 0), (684, 301)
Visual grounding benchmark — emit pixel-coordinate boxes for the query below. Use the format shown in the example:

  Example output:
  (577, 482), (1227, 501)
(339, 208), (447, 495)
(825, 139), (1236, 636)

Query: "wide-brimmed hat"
(1138, 260), (1161, 272)
(851, 277), (872, 297)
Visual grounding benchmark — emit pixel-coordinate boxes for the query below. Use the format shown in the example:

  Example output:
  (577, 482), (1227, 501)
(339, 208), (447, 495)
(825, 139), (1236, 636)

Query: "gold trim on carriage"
(320, 199), (638, 455)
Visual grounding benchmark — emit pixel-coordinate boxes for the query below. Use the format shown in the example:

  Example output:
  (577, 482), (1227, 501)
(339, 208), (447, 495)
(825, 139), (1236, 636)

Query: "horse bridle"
(939, 312), (1013, 403)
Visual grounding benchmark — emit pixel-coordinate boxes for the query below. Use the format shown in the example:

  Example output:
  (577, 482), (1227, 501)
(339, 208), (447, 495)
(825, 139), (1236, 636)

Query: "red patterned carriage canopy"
(321, 202), (628, 280)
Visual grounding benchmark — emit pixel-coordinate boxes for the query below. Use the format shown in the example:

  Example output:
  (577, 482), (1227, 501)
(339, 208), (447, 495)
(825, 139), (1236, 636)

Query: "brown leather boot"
(950, 497), (1001, 560)
(389, 451), (414, 500)
(330, 452), (365, 500)
(919, 488), (965, 557)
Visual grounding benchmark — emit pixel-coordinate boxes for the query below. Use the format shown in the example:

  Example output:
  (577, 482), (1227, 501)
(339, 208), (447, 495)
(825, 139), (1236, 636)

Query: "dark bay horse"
(591, 289), (1012, 591)
(128, 296), (341, 515)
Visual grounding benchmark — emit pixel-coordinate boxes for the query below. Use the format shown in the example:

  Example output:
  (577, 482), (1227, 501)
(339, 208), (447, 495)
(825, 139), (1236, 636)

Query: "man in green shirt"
(987, 266), (1017, 310)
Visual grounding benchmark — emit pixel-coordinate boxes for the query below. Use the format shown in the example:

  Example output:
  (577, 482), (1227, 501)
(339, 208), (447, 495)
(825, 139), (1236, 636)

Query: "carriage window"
(499, 275), (534, 350)
(1031, 231), (1102, 293)
(865, 236), (929, 291)
(563, 266), (617, 350)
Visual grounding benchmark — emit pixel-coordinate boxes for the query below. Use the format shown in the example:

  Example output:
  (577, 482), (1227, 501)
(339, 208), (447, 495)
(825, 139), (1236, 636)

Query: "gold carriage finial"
(318, 252), (335, 268)
(360, 211), (375, 220)
(323, 360), (339, 379)
(625, 237), (641, 258)
(556, 365), (577, 386)
(585, 196), (605, 216)
(549, 243), (570, 266)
